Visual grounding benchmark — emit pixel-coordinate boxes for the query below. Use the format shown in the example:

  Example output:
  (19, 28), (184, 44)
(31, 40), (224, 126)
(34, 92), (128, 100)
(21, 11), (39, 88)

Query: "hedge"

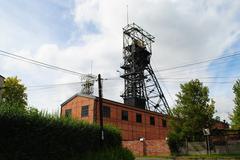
(80, 147), (135, 160)
(0, 104), (132, 160)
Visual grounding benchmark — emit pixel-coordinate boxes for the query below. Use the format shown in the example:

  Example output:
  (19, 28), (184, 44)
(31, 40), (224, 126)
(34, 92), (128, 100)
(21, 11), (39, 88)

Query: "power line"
(0, 49), (87, 76)
(28, 86), (80, 93)
(28, 81), (83, 89)
(156, 59), (230, 76)
(103, 75), (240, 81)
(103, 51), (240, 80)
(158, 59), (240, 77)
(103, 73), (239, 83)
(151, 61), (176, 106)
(157, 76), (240, 80)
(158, 79), (176, 105)
(156, 80), (235, 84)
(154, 51), (240, 72)
(28, 85), (82, 91)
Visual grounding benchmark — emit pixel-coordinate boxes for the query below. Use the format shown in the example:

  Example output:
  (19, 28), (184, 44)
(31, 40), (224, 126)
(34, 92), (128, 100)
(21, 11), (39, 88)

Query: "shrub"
(0, 103), (125, 160)
(80, 147), (135, 160)
(167, 131), (184, 155)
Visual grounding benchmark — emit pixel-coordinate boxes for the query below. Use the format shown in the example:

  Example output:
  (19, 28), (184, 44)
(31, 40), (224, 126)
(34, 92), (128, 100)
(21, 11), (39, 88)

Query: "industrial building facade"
(60, 23), (172, 156)
(61, 94), (170, 155)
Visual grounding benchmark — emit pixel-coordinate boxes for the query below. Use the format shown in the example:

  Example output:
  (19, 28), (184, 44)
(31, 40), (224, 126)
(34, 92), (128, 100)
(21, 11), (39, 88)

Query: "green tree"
(1, 76), (27, 110)
(230, 79), (240, 129)
(168, 79), (215, 153)
(174, 79), (215, 136)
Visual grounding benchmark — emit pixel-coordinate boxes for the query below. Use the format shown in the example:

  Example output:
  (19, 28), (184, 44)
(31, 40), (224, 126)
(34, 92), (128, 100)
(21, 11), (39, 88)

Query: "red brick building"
(213, 120), (229, 130)
(61, 94), (170, 156)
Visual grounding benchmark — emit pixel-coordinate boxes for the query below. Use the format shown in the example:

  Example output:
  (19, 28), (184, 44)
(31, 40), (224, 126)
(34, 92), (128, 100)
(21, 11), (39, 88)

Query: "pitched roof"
(61, 93), (96, 107)
(60, 93), (168, 117)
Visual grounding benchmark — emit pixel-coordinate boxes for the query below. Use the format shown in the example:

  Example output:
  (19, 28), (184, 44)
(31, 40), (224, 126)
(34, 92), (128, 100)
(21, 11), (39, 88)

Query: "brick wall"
(95, 99), (170, 141)
(61, 96), (95, 123)
(145, 140), (170, 156)
(123, 139), (170, 156)
(213, 120), (229, 129)
(123, 140), (144, 156)
(61, 95), (171, 156)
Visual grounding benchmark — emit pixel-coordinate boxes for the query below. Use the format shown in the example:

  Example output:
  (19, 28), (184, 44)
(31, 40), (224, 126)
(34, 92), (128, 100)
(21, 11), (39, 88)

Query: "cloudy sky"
(1, 0), (240, 122)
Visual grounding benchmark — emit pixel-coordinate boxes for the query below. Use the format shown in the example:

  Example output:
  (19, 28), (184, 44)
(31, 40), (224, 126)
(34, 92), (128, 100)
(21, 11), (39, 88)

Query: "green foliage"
(81, 147), (135, 160)
(1, 76), (27, 110)
(0, 103), (124, 160)
(173, 79), (215, 136)
(167, 130), (183, 154)
(168, 79), (215, 154)
(230, 79), (240, 129)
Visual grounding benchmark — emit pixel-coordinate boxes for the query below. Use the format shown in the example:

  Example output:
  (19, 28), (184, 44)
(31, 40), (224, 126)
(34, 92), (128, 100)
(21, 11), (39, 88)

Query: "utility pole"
(98, 74), (104, 143)
(203, 128), (211, 155)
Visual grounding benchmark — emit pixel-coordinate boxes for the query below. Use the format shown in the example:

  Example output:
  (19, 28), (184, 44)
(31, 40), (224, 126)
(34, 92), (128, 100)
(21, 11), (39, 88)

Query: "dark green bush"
(0, 103), (126, 160)
(167, 131), (184, 155)
(80, 147), (135, 160)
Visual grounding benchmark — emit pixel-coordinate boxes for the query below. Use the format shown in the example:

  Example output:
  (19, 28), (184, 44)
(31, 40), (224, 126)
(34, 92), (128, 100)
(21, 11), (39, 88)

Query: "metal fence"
(181, 129), (240, 155)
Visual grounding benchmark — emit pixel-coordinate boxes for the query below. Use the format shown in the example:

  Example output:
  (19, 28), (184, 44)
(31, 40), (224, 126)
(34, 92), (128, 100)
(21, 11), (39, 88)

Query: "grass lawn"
(179, 154), (240, 158)
(137, 154), (240, 159)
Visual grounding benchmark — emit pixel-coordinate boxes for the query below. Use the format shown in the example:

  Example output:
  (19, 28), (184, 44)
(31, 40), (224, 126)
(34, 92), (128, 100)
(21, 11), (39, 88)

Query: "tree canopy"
(173, 79), (215, 136)
(230, 79), (240, 129)
(1, 76), (27, 110)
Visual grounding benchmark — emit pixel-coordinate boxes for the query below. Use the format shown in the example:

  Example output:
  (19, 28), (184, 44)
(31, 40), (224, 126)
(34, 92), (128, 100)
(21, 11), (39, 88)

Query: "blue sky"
(0, 0), (79, 49)
(0, 0), (240, 122)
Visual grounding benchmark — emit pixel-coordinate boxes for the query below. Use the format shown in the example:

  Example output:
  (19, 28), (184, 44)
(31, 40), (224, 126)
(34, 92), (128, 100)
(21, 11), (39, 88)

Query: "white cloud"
(1, 0), (240, 121)
(74, 0), (101, 33)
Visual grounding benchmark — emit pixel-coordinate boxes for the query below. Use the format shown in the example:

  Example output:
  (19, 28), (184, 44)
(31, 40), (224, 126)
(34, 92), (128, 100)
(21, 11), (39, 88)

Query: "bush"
(167, 131), (184, 155)
(80, 147), (135, 160)
(0, 103), (127, 160)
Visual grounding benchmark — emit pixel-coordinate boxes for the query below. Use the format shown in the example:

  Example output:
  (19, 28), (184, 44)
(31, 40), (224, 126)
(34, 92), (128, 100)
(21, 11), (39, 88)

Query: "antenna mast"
(126, 5), (129, 25)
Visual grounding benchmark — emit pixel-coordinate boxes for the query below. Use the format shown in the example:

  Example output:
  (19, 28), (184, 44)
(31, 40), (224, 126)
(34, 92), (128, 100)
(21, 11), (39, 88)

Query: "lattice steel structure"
(80, 74), (96, 95)
(120, 23), (171, 114)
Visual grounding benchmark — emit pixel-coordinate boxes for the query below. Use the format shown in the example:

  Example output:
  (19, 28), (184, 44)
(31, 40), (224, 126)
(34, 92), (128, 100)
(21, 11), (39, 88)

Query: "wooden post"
(98, 74), (104, 143)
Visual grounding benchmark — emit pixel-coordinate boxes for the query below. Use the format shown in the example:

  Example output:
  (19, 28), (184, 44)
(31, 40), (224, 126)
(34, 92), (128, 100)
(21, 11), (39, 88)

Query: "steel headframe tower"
(80, 74), (96, 95)
(120, 23), (171, 114)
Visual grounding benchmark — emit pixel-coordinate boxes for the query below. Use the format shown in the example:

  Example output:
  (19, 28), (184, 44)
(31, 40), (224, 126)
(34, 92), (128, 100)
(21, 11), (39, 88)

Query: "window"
(122, 110), (128, 121)
(162, 119), (167, 127)
(81, 105), (89, 117)
(150, 116), (155, 125)
(136, 113), (142, 123)
(65, 109), (72, 118)
(103, 106), (110, 118)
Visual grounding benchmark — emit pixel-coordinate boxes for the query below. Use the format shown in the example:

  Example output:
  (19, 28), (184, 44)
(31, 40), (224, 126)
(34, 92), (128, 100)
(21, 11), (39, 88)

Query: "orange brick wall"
(60, 95), (229, 156)
(61, 96), (171, 156)
(213, 121), (229, 129)
(144, 140), (170, 156)
(61, 96), (95, 123)
(122, 140), (144, 156)
(123, 139), (170, 156)
(95, 99), (170, 141)
(61, 96), (170, 141)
